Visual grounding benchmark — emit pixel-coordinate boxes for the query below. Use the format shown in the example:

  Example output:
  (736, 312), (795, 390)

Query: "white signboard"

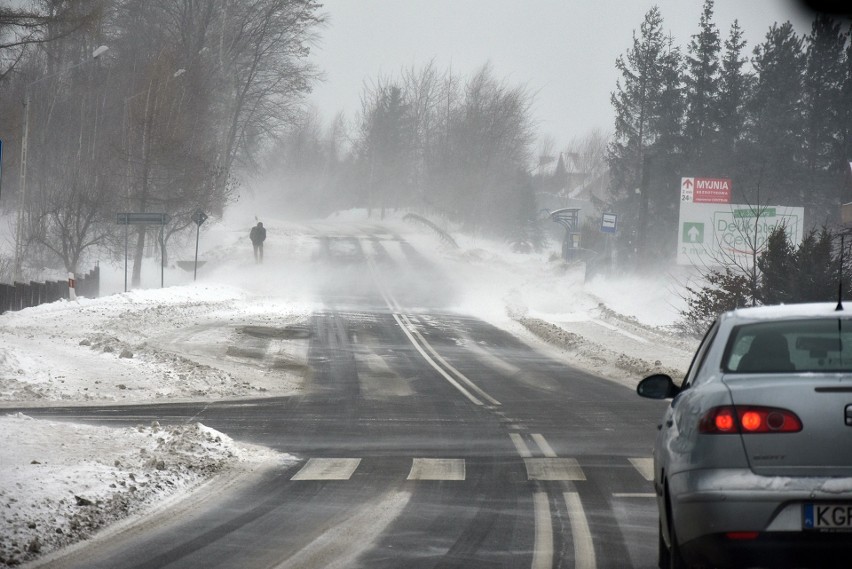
(677, 202), (805, 266)
(601, 213), (617, 233)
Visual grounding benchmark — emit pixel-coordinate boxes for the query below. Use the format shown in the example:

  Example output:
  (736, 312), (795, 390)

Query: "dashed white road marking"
(531, 434), (558, 458)
(510, 433), (532, 458)
(564, 492), (596, 569)
(524, 458), (586, 481)
(290, 458), (362, 481)
(613, 493), (656, 498)
(628, 457), (654, 481)
(531, 492), (554, 569)
(407, 458), (466, 480)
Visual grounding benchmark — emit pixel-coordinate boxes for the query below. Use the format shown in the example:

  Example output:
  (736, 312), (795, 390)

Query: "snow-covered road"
(0, 209), (696, 566)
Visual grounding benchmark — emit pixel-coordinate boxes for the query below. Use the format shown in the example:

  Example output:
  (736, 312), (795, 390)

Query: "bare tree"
(0, 1), (102, 80)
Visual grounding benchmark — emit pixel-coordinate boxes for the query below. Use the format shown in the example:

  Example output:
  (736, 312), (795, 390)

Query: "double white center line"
(516, 433), (597, 569)
(367, 254), (500, 407)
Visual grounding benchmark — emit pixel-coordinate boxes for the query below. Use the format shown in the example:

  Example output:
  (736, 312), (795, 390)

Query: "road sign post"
(191, 210), (208, 281)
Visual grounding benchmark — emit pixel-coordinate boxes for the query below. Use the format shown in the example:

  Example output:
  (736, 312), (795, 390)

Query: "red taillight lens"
(741, 411), (762, 432)
(726, 531), (759, 540)
(714, 408), (736, 432)
(699, 406), (802, 434)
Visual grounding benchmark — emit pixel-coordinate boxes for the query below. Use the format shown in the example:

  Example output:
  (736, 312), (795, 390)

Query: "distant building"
(534, 152), (610, 224)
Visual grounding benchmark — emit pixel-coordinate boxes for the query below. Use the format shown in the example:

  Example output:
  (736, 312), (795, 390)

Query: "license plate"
(804, 504), (852, 530)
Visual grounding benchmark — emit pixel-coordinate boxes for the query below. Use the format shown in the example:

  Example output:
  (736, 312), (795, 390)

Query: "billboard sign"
(677, 175), (803, 266)
(677, 202), (804, 266)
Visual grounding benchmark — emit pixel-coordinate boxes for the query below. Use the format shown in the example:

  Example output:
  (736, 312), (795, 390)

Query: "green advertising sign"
(733, 207), (776, 219)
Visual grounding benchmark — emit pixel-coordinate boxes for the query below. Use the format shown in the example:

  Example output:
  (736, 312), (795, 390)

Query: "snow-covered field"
(0, 198), (696, 566)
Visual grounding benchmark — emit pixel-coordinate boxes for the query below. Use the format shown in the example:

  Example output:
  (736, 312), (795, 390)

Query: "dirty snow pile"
(0, 413), (290, 567)
(0, 285), (313, 404)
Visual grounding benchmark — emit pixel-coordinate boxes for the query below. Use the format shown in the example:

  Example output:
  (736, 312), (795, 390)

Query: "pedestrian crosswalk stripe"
(531, 434), (557, 458)
(285, 457), (652, 483)
(524, 458), (586, 481)
(510, 433), (532, 457)
(407, 458), (466, 480)
(290, 458), (362, 480)
(628, 457), (654, 481)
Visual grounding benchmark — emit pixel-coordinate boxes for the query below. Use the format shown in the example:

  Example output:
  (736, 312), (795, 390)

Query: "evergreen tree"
(359, 83), (414, 218)
(609, 7), (666, 190)
(645, 36), (685, 264)
(745, 22), (805, 207)
(716, 21), (752, 185)
(802, 16), (846, 221)
(608, 7), (678, 268)
(757, 226), (795, 304)
(794, 228), (836, 302)
(840, 24), (852, 189)
(680, 268), (751, 335)
(683, 0), (721, 169)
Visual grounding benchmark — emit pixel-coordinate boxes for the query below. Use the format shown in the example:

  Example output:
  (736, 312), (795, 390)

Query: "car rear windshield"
(724, 319), (852, 373)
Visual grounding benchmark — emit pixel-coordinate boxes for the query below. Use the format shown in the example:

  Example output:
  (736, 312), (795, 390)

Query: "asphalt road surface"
(19, 232), (668, 569)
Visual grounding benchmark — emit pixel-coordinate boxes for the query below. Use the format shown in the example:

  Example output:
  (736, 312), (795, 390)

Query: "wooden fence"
(0, 266), (100, 315)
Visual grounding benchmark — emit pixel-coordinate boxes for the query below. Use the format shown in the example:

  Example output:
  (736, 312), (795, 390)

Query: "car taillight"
(726, 531), (759, 540)
(699, 406), (802, 434)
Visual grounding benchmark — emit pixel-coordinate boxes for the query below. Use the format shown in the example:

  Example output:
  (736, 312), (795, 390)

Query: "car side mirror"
(637, 373), (680, 400)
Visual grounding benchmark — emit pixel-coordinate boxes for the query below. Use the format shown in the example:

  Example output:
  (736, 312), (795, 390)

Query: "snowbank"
(0, 413), (292, 567)
(0, 285), (312, 405)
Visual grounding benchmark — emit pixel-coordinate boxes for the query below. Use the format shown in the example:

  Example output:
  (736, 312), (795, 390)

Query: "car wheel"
(668, 523), (690, 569)
(658, 522), (670, 569)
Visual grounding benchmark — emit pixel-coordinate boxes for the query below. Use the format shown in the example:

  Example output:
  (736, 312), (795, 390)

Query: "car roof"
(723, 302), (851, 323)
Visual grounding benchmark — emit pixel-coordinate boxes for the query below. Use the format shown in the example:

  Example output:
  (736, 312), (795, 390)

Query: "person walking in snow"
(250, 221), (266, 263)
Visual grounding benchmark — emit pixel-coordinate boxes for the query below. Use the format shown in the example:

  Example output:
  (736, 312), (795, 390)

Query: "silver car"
(638, 303), (852, 569)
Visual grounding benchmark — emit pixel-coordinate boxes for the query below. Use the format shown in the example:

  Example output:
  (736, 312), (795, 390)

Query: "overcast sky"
(308, 0), (815, 150)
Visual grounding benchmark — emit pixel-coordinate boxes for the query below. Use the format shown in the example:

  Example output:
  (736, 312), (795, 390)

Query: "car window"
(682, 319), (719, 389)
(724, 319), (852, 373)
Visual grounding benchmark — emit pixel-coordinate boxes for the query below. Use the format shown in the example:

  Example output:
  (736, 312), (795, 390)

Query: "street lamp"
(13, 45), (109, 282)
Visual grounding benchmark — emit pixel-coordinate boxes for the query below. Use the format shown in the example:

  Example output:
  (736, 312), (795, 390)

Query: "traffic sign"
(600, 212), (618, 234)
(116, 212), (171, 225)
(191, 210), (208, 226)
